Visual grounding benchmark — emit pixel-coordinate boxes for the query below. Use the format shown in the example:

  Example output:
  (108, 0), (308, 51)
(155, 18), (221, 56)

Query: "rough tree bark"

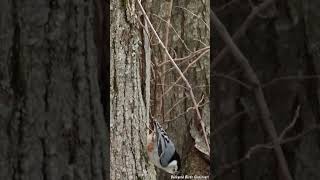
(0, 1), (107, 180)
(110, 0), (155, 180)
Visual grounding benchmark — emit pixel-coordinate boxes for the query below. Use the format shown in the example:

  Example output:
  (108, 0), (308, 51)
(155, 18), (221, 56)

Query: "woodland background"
(213, 0), (320, 180)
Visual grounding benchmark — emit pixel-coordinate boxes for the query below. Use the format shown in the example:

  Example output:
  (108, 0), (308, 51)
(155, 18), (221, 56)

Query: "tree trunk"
(110, 0), (155, 180)
(0, 1), (107, 180)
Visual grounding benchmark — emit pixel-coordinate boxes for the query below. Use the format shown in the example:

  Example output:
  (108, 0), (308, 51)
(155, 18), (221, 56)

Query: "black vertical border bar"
(94, 0), (110, 179)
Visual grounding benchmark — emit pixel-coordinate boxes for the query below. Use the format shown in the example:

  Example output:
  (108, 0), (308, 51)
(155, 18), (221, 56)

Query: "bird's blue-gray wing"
(155, 122), (176, 167)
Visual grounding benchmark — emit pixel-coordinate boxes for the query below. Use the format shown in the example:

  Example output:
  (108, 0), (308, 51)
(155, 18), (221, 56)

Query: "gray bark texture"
(213, 0), (320, 180)
(110, 0), (155, 180)
(0, 1), (107, 180)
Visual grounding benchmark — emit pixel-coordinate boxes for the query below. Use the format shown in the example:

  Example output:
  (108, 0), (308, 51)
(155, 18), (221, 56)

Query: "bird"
(147, 120), (181, 174)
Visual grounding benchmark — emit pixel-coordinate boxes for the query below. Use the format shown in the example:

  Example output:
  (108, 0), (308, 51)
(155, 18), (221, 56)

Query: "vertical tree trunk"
(110, 1), (155, 180)
(0, 1), (107, 180)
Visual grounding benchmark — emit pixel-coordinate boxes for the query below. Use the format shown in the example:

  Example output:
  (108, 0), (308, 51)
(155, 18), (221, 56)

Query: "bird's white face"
(165, 160), (179, 174)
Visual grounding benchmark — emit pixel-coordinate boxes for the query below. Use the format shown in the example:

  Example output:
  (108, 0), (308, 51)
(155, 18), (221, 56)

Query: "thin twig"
(164, 96), (188, 118)
(212, 0), (275, 68)
(214, 125), (320, 179)
(281, 126), (320, 144)
(175, 6), (210, 30)
(161, 49), (209, 97)
(215, 0), (240, 12)
(165, 109), (190, 123)
(174, 47), (210, 61)
(156, 83), (188, 90)
(212, 111), (247, 136)
(193, 38), (209, 47)
(213, 72), (252, 90)
(280, 105), (301, 139)
(262, 75), (320, 88)
(156, 83), (209, 90)
(152, 14), (192, 53)
(165, 100), (209, 123)
(159, 46), (209, 67)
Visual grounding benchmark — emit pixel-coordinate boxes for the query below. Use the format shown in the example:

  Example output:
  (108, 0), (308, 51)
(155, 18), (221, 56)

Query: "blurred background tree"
(0, 1), (108, 179)
(213, 1), (320, 180)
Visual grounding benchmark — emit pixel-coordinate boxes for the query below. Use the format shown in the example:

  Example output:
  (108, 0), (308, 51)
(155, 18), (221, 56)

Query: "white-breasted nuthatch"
(147, 121), (181, 174)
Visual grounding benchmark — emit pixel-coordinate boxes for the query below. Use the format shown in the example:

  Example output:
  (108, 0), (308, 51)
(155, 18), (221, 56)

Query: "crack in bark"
(40, 138), (48, 180)
(93, 1), (109, 177)
(83, 5), (95, 180)
(94, 0), (109, 127)
(9, 1), (26, 180)
(130, 119), (139, 178)
(10, 0), (24, 99)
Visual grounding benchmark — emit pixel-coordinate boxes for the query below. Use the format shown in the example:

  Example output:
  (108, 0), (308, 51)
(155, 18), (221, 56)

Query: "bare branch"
(213, 72), (252, 90)
(159, 46), (210, 67)
(161, 49), (209, 97)
(212, 110), (247, 136)
(215, 0), (240, 12)
(159, 46), (209, 67)
(212, 0), (275, 68)
(175, 6), (210, 30)
(214, 125), (320, 179)
(152, 14), (192, 53)
(263, 75), (320, 88)
(280, 105), (301, 139)
(164, 96), (188, 118)
(281, 126), (320, 144)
